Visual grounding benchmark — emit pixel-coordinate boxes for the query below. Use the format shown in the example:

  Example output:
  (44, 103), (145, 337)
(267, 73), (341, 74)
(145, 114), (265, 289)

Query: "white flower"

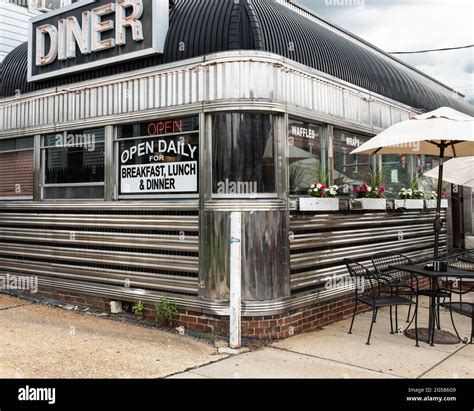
(367, 186), (372, 192)
(310, 184), (315, 188)
(316, 183), (322, 189)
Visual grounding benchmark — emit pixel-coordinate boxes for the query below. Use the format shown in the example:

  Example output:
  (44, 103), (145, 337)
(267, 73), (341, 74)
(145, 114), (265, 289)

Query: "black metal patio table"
(391, 264), (474, 346)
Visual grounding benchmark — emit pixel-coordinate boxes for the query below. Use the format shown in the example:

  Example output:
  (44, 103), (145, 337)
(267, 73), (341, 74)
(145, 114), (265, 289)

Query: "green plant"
(399, 174), (425, 199)
(155, 296), (178, 326)
(369, 169), (385, 194)
(307, 167), (339, 198)
(309, 168), (329, 186)
(355, 169), (385, 198)
(132, 300), (144, 320)
(289, 161), (305, 194)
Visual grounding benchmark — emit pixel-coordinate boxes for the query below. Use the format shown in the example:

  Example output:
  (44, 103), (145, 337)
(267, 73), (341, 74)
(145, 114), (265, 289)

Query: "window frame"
(287, 116), (327, 196)
(332, 127), (378, 195)
(40, 129), (106, 200)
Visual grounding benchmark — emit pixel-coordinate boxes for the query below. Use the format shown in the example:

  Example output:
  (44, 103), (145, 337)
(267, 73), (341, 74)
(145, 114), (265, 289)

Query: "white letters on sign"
(116, 0), (144, 45)
(36, 24), (58, 66)
(35, 0), (144, 67)
(91, 3), (116, 52)
(65, 13), (92, 58)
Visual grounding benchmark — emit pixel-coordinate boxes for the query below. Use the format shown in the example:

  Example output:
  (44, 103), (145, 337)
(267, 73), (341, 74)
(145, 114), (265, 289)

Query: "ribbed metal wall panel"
(289, 208), (447, 295)
(0, 52), (416, 133)
(0, 203), (200, 297)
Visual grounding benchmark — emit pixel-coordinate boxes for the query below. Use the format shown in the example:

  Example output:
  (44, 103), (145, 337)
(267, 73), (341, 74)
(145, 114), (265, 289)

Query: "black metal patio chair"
(344, 258), (419, 346)
(440, 248), (474, 273)
(439, 300), (473, 343)
(371, 252), (418, 328)
(438, 248), (474, 343)
(373, 251), (453, 330)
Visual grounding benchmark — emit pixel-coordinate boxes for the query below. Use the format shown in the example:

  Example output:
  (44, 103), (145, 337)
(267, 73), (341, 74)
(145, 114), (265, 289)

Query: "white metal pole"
(229, 212), (242, 348)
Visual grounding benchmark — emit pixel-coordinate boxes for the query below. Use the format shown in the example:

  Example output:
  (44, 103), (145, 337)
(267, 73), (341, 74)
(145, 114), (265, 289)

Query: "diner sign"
(28, 0), (169, 81)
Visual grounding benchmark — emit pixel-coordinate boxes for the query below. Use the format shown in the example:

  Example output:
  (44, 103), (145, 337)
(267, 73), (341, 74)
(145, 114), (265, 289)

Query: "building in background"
(0, 0), (40, 62)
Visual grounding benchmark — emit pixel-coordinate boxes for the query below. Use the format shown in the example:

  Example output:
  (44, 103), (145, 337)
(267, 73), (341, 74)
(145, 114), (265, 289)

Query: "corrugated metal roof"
(1, 0), (473, 115)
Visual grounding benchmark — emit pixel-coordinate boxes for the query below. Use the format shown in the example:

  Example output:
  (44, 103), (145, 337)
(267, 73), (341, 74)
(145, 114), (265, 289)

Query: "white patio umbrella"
(350, 107), (474, 257)
(424, 157), (474, 188)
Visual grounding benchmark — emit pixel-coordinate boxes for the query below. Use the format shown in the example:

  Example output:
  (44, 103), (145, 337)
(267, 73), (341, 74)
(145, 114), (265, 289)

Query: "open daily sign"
(121, 161), (197, 194)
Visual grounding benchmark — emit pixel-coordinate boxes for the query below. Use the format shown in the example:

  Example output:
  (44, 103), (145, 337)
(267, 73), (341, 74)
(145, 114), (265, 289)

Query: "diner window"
(42, 128), (105, 199)
(117, 116), (199, 197)
(333, 129), (376, 194)
(416, 155), (443, 193)
(382, 154), (415, 198)
(288, 118), (325, 195)
(212, 113), (276, 196)
(0, 137), (34, 199)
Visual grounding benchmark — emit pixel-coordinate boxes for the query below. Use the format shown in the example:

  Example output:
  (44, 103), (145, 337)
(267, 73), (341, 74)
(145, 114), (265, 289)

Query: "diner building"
(0, 0), (473, 338)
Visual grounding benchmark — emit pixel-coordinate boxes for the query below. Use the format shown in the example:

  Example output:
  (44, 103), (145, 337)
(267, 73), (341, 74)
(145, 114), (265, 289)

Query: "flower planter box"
(394, 199), (425, 210)
(299, 197), (339, 211)
(358, 198), (387, 210)
(425, 199), (448, 209)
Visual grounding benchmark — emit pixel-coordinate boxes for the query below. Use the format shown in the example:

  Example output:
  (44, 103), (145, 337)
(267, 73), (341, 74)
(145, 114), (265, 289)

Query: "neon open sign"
(28, 0), (169, 81)
(147, 120), (184, 136)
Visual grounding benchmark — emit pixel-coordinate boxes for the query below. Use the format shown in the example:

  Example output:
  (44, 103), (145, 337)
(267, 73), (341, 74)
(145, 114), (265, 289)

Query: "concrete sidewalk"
(172, 295), (474, 379)
(0, 294), (228, 378)
(1, 293), (472, 379)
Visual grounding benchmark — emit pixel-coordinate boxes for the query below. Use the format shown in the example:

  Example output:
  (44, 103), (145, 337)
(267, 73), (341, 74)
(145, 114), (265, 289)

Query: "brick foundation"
(17, 276), (435, 340)
(172, 294), (371, 340)
(34, 289), (110, 312)
(19, 287), (372, 340)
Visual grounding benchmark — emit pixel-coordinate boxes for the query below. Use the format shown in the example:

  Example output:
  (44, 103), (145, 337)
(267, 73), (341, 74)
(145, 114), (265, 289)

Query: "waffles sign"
(28, 0), (169, 81)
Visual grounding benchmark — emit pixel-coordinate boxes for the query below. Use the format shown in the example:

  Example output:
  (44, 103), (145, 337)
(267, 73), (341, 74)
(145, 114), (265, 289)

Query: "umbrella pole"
(433, 144), (446, 259)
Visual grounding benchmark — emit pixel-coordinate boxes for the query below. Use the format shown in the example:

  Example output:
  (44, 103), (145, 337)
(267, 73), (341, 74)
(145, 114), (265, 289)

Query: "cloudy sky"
(296, 0), (474, 105)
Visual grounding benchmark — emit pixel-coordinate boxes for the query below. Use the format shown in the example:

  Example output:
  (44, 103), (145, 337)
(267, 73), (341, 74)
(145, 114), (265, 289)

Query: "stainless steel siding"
(0, 202), (200, 298)
(201, 208), (289, 301)
(290, 208), (447, 295)
(0, 53), (414, 135)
